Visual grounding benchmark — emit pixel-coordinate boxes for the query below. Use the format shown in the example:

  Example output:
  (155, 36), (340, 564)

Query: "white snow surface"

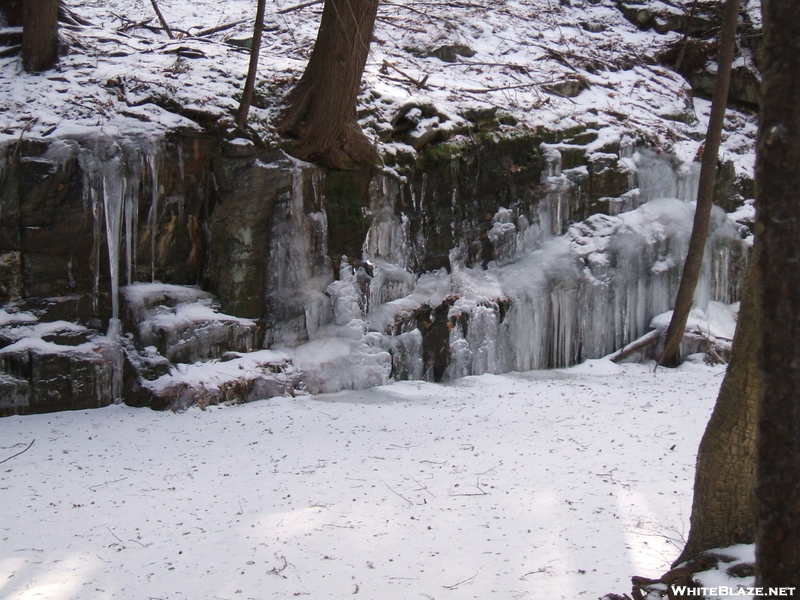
(0, 359), (727, 599)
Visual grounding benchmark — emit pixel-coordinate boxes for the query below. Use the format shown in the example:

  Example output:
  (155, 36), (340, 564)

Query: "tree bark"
(659, 0), (740, 366)
(276, 0), (381, 170)
(235, 0), (267, 129)
(672, 248), (759, 566)
(754, 0), (800, 586)
(22, 0), (59, 73)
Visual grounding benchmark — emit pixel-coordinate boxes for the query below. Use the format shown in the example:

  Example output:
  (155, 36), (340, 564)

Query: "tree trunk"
(235, 0), (267, 129)
(754, 0), (800, 586)
(22, 0), (59, 73)
(672, 248), (759, 566)
(659, 0), (740, 366)
(275, 0), (380, 170)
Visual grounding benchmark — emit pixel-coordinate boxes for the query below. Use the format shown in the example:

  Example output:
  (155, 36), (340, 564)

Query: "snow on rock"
(122, 282), (257, 364)
(143, 349), (296, 408)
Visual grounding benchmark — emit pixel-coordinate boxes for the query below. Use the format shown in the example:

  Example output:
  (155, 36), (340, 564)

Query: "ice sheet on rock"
(0, 319), (89, 342)
(385, 197), (746, 376)
(363, 174), (413, 269)
(265, 165), (334, 345)
(366, 269), (452, 335)
(287, 330), (392, 394)
(633, 148), (701, 205)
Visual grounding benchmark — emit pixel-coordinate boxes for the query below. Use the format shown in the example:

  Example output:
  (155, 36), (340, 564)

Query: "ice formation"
(76, 136), (163, 330)
(1, 136), (748, 408)
(261, 145), (746, 391)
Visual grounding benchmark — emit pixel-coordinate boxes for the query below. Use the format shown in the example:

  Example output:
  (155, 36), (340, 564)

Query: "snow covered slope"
(0, 0), (760, 178)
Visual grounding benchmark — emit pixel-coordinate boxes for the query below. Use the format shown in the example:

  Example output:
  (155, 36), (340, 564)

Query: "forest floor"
(1, 0), (760, 180)
(0, 357), (748, 600)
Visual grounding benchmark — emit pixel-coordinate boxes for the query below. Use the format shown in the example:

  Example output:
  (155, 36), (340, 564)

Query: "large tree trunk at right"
(673, 248), (759, 566)
(276, 0), (380, 170)
(22, 0), (59, 73)
(754, 0), (800, 586)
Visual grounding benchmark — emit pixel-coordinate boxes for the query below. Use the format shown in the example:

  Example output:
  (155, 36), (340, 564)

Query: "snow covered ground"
(0, 0), (759, 178)
(0, 357), (725, 600)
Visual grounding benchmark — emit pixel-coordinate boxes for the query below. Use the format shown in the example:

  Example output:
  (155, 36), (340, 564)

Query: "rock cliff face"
(0, 127), (749, 415)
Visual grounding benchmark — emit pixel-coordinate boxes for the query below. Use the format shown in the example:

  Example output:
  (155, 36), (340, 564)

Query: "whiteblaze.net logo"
(671, 587), (796, 597)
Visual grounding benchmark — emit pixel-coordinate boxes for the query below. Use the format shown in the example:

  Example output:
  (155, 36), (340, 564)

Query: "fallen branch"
(607, 329), (661, 363)
(149, 0), (175, 39)
(277, 0), (323, 15)
(0, 439), (34, 465)
(462, 81), (540, 94)
(380, 60), (428, 89)
(381, 1), (432, 18)
(116, 17), (153, 33)
(194, 20), (245, 37)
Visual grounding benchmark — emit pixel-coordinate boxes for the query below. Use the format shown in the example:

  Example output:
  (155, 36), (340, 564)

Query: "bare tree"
(754, 0), (800, 585)
(22, 0), (59, 72)
(235, 0), (268, 128)
(659, 0), (740, 365)
(276, 0), (381, 170)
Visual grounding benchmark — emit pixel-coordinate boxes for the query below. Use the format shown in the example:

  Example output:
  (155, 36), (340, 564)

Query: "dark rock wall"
(0, 127), (749, 414)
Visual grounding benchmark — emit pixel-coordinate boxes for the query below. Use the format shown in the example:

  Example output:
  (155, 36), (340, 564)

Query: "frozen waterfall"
(278, 146), (746, 389)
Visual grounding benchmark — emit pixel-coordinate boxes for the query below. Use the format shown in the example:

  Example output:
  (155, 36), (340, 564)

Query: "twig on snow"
(89, 477), (128, 491)
(106, 527), (126, 546)
(380, 477), (413, 504)
(376, 16), (428, 34)
(267, 555), (289, 578)
(0, 439), (35, 465)
(443, 571), (478, 589)
(409, 475), (436, 498)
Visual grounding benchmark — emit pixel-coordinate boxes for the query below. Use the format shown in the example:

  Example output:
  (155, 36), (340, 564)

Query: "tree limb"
(607, 329), (661, 363)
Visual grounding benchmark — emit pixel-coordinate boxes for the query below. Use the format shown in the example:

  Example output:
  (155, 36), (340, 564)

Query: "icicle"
(177, 143), (185, 182)
(146, 147), (162, 282)
(123, 148), (144, 287)
(101, 147), (125, 328)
